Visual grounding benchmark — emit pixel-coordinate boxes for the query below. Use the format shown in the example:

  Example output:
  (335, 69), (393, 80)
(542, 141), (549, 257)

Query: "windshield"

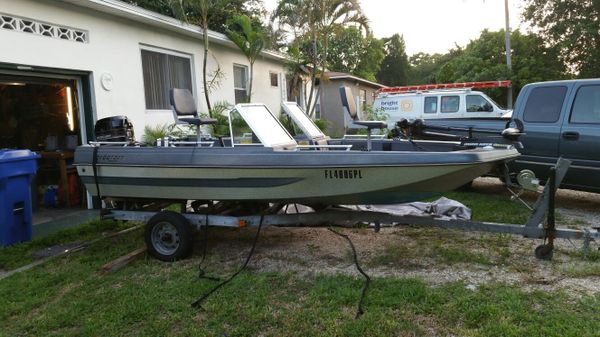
(282, 102), (325, 139)
(481, 92), (506, 110)
(230, 104), (297, 148)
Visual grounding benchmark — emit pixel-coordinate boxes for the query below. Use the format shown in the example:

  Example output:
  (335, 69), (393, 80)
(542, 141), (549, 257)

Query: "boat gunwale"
(74, 159), (517, 170)
(74, 146), (520, 169)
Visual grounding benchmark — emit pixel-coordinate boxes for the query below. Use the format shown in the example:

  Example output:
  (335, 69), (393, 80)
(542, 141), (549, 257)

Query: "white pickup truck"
(373, 81), (512, 127)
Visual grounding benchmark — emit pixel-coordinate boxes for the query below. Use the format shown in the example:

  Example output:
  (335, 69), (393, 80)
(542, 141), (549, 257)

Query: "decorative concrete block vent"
(0, 13), (88, 43)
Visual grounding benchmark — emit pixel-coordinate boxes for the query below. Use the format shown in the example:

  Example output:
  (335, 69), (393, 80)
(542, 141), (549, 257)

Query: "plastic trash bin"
(0, 149), (39, 246)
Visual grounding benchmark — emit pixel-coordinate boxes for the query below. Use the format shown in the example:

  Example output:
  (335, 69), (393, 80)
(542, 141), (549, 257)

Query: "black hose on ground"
(327, 227), (371, 319)
(191, 215), (264, 309)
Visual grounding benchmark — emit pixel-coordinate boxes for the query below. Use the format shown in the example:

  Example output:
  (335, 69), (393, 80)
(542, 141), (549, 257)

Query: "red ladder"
(379, 80), (512, 94)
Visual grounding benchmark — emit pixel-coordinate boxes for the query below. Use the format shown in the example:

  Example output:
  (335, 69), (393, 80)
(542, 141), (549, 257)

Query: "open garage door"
(0, 66), (95, 223)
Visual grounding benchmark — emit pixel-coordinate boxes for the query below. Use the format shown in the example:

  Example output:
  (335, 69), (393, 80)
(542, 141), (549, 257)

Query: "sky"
(262, 0), (526, 56)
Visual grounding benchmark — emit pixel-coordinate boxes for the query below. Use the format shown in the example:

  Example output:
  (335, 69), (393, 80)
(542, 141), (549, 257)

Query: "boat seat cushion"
(339, 86), (358, 119)
(353, 121), (387, 130)
(170, 88), (197, 116)
(170, 88), (217, 126)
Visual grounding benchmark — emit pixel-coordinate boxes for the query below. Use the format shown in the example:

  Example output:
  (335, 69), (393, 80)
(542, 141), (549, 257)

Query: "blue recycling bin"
(0, 149), (39, 246)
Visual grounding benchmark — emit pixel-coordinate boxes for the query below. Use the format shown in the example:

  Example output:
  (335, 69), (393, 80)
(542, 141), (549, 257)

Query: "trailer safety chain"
(92, 146), (103, 210)
(328, 227), (371, 319)
(191, 215), (265, 309)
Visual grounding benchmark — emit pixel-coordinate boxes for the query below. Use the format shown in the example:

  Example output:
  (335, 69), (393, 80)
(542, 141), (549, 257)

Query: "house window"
(141, 48), (193, 110)
(270, 72), (279, 87)
(315, 96), (321, 119)
(360, 89), (367, 113)
(234, 64), (248, 104)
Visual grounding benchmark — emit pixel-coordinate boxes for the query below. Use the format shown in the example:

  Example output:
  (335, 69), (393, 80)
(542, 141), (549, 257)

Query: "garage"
(0, 69), (93, 221)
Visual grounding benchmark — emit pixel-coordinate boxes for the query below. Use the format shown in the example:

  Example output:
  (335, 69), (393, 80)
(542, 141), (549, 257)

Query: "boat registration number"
(324, 169), (363, 179)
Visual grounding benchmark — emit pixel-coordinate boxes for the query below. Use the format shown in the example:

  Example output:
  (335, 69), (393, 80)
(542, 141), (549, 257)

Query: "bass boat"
(74, 103), (519, 205)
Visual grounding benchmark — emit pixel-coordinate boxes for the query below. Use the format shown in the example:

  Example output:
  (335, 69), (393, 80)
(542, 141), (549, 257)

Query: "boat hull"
(75, 146), (518, 205)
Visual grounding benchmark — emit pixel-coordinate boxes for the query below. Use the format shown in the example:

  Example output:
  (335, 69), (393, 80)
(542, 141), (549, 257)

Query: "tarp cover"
(281, 197), (472, 220)
(354, 197), (472, 220)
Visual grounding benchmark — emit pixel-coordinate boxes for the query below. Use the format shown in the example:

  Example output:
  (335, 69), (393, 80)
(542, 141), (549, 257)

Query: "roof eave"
(328, 75), (387, 89)
(57, 0), (289, 62)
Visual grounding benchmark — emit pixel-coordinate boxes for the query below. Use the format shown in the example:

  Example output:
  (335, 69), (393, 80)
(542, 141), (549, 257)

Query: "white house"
(0, 0), (289, 212)
(0, 0), (289, 146)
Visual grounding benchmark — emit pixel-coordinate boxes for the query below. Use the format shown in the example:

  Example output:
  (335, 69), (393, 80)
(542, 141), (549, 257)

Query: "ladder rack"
(379, 80), (512, 94)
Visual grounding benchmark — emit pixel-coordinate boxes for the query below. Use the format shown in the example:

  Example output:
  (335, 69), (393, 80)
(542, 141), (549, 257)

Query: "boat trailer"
(101, 158), (598, 261)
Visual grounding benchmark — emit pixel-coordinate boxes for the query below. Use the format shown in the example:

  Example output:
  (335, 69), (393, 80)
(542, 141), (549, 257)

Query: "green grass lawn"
(1, 191), (599, 336)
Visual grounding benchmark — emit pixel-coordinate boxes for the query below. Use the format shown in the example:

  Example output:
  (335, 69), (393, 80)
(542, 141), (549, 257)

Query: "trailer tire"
(145, 211), (193, 262)
(456, 180), (473, 191)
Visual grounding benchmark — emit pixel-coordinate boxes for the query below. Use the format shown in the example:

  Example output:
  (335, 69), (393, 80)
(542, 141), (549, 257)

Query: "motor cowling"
(94, 116), (135, 144)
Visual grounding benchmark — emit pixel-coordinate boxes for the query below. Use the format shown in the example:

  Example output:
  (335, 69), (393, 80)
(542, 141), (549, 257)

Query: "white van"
(373, 88), (510, 127)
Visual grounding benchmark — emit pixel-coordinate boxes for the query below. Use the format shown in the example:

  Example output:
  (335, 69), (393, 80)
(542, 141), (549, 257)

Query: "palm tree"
(172, 0), (223, 117)
(271, 0), (370, 116)
(225, 15), (266, 102)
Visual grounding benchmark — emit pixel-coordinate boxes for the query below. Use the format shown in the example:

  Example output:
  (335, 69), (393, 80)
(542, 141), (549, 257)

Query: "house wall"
(0, 0), (287, 140)
(210, 44), (286, 115)
(319, 79), (380, 136)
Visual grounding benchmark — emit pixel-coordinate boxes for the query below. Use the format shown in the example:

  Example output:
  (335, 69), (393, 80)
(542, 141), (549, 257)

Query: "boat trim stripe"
(80, 176), (303, 188)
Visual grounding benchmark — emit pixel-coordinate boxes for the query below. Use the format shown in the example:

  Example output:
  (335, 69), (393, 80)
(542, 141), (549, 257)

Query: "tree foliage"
(271, 0), (370, 116)
(327, 27), (384, 81)
(171, 0), (223, 117)
(409, 48), (463, 85)
(271, 0), (369, 41)
(127, 0), (174, 16)
(376, 34), (410, 86)
(127, 0), (265, 34)
(226, 15), (267, 102)
(433, 29), (566, 106)
(523, 0), (600, 77)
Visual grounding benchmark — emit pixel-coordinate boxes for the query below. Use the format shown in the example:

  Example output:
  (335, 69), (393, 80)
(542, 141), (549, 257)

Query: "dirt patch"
(473, 177), (600, 227)
(189, 178), (600, 297)
(190, 178), (600, 297)
(196, 226), (600, 297)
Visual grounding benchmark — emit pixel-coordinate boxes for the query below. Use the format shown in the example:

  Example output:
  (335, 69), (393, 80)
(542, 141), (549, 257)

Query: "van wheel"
(145, 211), (193, 261)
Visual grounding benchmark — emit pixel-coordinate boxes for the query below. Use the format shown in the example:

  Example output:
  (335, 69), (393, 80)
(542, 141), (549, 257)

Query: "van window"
(441, 96), (459, 113)
(570, 85), (600, 124)
(424, 97), (437, 113)
(466, 95), (493, 112)
(523, 86), (567, 123)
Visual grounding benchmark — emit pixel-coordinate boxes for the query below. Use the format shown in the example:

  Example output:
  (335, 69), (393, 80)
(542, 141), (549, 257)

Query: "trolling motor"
(392, 118), (525, 149)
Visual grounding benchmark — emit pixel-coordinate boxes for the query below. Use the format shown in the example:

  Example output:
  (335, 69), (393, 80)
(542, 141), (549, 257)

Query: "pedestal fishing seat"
(169, 88), (217, 139)
(339, 86), (386, 151)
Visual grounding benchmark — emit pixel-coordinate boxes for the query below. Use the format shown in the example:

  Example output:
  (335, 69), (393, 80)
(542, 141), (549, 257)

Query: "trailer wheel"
(145, 211), (193, 261)
(456, 180), (473, 191)
(534, 244), (553, 260)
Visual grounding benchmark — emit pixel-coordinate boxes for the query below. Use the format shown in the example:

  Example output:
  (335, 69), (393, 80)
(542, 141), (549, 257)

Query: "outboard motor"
(393, 118), (525, 149)
(94, 116), (135, 144)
